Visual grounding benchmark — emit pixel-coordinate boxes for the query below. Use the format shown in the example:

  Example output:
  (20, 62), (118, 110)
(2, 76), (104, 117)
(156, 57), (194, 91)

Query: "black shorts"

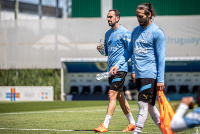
(136, 78), (157, 106)
(108, 71), (127, 92)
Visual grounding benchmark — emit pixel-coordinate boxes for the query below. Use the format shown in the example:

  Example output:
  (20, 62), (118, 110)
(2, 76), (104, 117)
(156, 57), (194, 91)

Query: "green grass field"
(0, 101), (198, 134)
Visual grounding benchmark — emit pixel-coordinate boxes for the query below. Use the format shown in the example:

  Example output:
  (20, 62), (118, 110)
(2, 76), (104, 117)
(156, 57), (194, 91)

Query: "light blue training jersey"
(116, 22), (166, 82)
(103, 25), (132, 72)
(184, 107), (200, 128)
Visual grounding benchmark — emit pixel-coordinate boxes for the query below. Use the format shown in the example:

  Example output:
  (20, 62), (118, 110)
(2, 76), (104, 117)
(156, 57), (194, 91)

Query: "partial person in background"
(110, 3), (166, 134)
(171, 86), (200, 132)
(125, 79), (138, 101)
(94, 9), (136, 132)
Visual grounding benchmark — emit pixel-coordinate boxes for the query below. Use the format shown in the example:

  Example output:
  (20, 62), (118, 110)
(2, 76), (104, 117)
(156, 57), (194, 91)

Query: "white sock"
(134, 123), (143, 134)
(148, 104), (160, 129)
(126, 113), (135, 125)
(103, 115), (112, 128)
(134, 101), (148, 133)
(134, 129), (141, 134)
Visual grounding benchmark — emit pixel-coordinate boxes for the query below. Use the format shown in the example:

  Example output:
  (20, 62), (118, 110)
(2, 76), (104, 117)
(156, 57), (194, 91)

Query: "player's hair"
(109, 9), (120, 20)
(137, 3), (155, 19)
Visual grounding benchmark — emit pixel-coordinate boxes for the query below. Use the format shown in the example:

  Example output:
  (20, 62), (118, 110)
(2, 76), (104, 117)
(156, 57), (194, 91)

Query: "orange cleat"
(122, 123), (136, 132)
(94, 123), (108, 132)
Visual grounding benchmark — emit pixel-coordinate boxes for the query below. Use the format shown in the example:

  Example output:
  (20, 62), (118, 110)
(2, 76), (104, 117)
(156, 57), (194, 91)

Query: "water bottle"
(99, 39), (105, 55)
(96, 72), (112, 80)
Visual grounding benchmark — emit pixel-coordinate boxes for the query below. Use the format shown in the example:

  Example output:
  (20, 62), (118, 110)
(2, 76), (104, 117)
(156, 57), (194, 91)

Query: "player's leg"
(94, 89), (118, 132)
(114, 72), (136, 131)
(117, 92), (136, 131)
(104, 71), (127, 128)
(117, 92), (131, 115)
(131, 89), (138, 100)
(106, 89), (118, 116)
(94, 71), (123, 132)
(134, 78), (157, 134)
(148, 104), (160, 128)
(134, 101), (149, 134)
(125, 90), (132, 100)
(116, 73), (131, 115)
(148, 80), (161, 129)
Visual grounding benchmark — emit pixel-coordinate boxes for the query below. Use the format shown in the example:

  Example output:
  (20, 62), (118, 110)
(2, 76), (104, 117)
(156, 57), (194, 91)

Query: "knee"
(116, 92), (124, 101)
(108, 90), (116, 101)
(138, 101), (148, 111)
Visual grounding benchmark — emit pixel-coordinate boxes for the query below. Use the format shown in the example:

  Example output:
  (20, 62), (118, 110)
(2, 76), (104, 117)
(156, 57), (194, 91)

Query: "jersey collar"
(113, 24), (122, 31)
(140, 22), (154, 31)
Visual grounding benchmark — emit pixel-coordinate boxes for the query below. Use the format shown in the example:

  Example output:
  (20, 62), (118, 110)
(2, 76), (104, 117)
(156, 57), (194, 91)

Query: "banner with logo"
(61, 58), (200, 73)
(0, 86), (54, 101)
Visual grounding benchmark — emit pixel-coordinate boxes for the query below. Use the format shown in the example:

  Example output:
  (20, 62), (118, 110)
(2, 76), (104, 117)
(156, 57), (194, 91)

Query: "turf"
(0, 101), (198, 134)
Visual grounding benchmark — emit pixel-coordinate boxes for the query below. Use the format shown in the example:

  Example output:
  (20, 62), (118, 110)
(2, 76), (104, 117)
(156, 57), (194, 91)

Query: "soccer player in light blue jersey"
(171, 87), (200, 132)
(110, 3), (166, 134)
(94, 9), (136, 132)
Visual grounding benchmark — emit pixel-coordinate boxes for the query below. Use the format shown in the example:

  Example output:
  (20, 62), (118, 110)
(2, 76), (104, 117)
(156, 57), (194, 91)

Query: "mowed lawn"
(0, 101), (198, 134)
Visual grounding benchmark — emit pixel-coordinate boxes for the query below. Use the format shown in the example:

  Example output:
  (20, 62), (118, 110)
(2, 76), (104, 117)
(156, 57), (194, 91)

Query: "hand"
(131, 73), (136, 83)
(156, 83), (165, 91)
(181, 97), (193, 106)
(97, 44), (101, 52)
(109, 66), (119, 75)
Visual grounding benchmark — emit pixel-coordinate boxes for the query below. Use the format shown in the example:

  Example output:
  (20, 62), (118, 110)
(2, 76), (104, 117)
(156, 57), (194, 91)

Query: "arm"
(154, 29), (166, 90)
(97, 39), (108, 56)
(104, 40), (108, 56)
(97, 44), (102, 53)
(171, 97), (194, 132)
(109, 49), (132, 75)
(171, 103), (189, 132)
(109, 32), (133, 75)
(131, 54), (135, 83)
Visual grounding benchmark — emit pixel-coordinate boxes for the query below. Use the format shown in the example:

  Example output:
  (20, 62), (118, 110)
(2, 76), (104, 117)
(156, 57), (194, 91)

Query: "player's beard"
(108, 21), (117, 27)
(139, 17), (150, 27)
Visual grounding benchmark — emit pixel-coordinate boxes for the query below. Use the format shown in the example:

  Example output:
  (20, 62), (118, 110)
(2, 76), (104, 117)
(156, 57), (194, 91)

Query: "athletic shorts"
(108, 71), (127, 92)
(135, 78), (157, 106)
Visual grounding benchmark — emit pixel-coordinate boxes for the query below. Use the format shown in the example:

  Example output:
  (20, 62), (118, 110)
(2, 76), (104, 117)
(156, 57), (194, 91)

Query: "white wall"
(0, 16), (200, 69)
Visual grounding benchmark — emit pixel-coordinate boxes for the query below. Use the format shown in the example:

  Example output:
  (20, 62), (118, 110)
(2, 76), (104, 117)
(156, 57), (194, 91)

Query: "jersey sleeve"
(122, 32), (131, 48)
(184, 107), (200, 128)
(131, 54), (135, 73)
(115, 32), (133, 69)
(104, 40), (108, 56)
(154, 29), (166, 83)
(170, 103), (189, 132)
(130, 32), (135, 73)
(104, 34), (108, 56)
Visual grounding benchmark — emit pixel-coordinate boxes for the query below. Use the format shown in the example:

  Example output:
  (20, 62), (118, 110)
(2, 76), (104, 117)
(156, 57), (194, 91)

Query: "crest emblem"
(115, 34), (118, 39)
(146, 32), (151, 38)
(146, 33), (149, 38)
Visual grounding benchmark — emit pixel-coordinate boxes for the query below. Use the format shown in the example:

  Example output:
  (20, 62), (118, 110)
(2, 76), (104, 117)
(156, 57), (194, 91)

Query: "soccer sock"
(148, 104), (160, 129)
(134, 123), (143, 134)
(126, 113), (135, 125)
(134, 101), (148, 133)
(103, 115), (112, 128)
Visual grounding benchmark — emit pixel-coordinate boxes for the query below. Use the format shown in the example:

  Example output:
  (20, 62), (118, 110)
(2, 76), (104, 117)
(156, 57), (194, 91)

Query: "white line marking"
(0, 128), (163, 133)
(0, 109), (139, 115)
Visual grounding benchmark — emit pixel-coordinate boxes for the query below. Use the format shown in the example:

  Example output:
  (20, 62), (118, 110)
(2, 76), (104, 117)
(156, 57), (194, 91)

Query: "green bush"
(0, 69), (61, 100)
